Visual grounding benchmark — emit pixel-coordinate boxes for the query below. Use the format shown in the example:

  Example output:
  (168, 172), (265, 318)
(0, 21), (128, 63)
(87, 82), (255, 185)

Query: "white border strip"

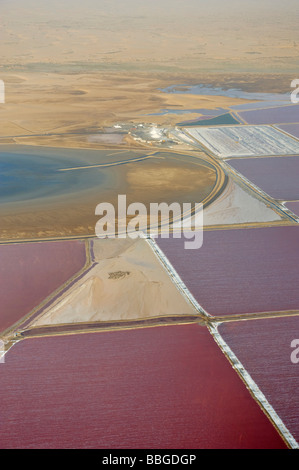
(146, 237), (210, 318)
(0, 340), (5, 364)
(0, 339), (20, 364)
(209, 323), (299, 449)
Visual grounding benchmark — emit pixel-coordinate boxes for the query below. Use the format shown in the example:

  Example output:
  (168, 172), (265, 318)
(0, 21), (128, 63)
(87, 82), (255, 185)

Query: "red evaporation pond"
(0, 240), (86, 332)
(239, 105), (299, 125)
(277, 124), (299, 140)
(219, 316), (299, 443)
(228, 156), (299, 201)
(285, 201), (299, 218)
(0, 325), (286, 449)
(156, 226), (299, 316)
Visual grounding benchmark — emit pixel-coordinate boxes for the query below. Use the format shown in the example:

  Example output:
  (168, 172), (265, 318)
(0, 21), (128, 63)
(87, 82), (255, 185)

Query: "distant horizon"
(1, 0), (298, 74)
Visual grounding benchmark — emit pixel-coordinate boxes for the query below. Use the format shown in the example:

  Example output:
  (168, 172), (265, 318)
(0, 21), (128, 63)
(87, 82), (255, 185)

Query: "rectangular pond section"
(238, 104), (299, 125)
(156, 226), (299, 316)
(227, 156), (299, 201)
(0, 325), (286, 448)
(219, 316), (299, 443)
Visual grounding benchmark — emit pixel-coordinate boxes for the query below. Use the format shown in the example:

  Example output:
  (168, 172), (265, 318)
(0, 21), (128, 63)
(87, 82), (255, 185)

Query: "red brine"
(228, 156), (299, 201)
(219, 316), (299, 443)
(239, 105), (299, 125)
(0, 325), (286, 448)
(156, 226), (299, 316)
(0, 240), (86, 332)
(285, 202), (299, 218)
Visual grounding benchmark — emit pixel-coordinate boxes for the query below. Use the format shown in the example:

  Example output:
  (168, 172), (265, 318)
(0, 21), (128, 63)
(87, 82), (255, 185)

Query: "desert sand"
(1, 0), (297, 144)
(2, 0), (298, 74)
(0, 71), (256, 148)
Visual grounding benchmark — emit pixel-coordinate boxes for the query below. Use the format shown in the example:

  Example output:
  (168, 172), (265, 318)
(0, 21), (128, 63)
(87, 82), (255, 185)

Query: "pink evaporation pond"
(285, 201), (299, 218)
(156, 226), (299, 316)
(276, 124), (299, 140)
(228, 156), (299, 201)
(239, 104), (299, 125)
(0, 325), (286, 449)
(0, 240), (86, 332)
(219, 316), (299, 443)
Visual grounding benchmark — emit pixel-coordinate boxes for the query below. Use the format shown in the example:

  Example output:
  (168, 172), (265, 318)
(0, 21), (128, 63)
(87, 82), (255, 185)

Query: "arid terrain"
(1, 0), (298, 145)
(0, 0), (298, 450)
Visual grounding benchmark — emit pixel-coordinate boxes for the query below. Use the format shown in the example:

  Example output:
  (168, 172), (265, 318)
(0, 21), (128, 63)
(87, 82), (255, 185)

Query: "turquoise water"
(0, 149), (106, 204)
(178, 113), (240, 127)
